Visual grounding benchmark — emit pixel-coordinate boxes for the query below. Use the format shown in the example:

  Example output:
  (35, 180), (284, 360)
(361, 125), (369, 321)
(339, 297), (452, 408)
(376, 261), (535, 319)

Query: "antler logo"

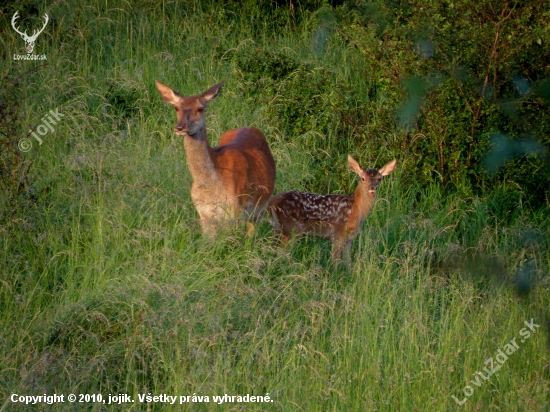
(11, 11), (49, 54)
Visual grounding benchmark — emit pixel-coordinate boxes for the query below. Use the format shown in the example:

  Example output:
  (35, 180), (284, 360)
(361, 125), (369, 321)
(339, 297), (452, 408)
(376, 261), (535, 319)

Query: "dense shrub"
(314, 0), (550, 207)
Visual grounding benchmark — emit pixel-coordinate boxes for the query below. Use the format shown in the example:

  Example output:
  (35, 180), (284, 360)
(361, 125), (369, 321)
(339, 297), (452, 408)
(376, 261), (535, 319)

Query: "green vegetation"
(1, 0), (548, 410)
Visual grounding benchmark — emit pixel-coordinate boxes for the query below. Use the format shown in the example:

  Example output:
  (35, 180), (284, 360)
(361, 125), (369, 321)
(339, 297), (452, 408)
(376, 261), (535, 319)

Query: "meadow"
(0, 1), (549, 410)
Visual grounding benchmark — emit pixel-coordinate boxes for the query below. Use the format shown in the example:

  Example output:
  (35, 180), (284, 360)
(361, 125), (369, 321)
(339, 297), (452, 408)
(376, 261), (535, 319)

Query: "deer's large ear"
(200, 81), (224, 105)
(379, 159), (397, 176)
(348, 155), (364, 177)
(155, 81), (181, 105)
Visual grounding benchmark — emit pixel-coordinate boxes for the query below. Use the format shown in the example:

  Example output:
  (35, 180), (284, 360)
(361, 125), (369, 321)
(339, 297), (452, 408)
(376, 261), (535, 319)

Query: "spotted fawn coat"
(268, 156), (396, 264)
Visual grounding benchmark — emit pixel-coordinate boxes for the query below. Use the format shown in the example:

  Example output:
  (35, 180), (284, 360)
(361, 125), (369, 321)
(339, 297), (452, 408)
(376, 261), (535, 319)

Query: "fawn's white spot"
(278, 191), (353, 224)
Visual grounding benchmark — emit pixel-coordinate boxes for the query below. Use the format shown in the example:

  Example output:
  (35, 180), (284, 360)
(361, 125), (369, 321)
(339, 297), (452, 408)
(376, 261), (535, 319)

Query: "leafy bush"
(316, 0), (550, 208)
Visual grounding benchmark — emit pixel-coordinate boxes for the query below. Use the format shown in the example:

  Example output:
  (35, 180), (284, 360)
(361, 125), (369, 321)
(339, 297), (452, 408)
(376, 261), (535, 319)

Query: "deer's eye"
(174, 107), (179, 111)
(197, 106), (204, 112)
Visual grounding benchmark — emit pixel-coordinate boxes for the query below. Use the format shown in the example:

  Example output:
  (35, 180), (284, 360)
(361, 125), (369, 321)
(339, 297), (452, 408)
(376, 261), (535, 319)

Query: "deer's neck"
(183, 127), (219, 185)
(350, 184), (376, 224)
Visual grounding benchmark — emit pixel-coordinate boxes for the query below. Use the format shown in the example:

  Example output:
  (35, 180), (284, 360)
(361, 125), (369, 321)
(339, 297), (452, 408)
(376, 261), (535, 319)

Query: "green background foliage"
(323, 0), (550, 207)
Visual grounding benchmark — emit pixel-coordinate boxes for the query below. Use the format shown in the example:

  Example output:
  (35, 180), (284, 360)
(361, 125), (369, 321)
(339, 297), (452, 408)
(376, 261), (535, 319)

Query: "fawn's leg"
(342, 239), (352, 268)
(331, 238), (345, 263)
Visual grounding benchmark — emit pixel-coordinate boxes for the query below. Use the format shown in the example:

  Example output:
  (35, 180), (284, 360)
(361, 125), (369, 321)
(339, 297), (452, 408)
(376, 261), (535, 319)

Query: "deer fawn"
(268, 156), (396, 265)
(155, 80), (276, 236)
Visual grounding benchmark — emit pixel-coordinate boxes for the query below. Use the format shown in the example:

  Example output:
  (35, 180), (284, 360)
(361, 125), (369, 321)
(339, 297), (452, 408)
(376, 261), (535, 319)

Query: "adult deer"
(155, 80), (276, 236)
(268, 156), (396, 265)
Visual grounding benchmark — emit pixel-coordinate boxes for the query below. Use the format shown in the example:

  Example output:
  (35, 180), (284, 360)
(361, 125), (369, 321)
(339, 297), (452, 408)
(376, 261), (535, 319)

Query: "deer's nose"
(175, 123), (187, 131)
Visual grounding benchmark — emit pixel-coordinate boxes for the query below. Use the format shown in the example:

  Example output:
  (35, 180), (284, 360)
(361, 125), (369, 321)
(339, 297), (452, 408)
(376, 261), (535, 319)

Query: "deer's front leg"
(331, 237), (345, 263)
(342, 239), (352, 268)
(198, 215), (217, 239)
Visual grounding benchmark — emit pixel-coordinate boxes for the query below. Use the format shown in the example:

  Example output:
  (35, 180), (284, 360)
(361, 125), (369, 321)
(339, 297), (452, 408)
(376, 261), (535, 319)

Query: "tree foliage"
(321, 0), (550, 209)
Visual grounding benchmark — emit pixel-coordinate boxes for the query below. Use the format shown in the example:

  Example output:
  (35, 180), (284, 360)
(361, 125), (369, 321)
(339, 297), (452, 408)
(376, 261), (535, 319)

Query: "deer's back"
(269, 191), (354, 238)
(212, 128), (276, 208)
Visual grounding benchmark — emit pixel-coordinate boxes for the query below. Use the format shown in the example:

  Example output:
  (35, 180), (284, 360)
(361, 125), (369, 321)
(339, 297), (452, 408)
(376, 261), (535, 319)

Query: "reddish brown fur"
(211, 127), (275, 212)
(268, 156), (396, 265)
(155, 80), (276, 236)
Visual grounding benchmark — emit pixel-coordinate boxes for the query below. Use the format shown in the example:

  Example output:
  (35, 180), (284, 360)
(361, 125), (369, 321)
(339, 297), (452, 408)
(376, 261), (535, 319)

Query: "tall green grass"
(1, 1), (548, 411)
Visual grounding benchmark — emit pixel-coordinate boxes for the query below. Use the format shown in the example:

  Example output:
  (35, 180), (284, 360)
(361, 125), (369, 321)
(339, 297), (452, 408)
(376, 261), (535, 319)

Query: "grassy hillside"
(1, 1), (548, 411)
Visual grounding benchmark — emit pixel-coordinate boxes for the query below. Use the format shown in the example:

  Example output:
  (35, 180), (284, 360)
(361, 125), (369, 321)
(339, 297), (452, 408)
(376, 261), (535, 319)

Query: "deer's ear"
(200, 81), (224, 105)
(379, 159), (397, 176)
(348, 155), (364, 177)
(155, 81), (181, 105)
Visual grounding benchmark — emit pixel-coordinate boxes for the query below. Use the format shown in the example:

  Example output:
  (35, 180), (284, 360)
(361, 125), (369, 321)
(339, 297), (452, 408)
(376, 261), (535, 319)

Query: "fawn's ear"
(155, 81), (181, 105)
(348, 155), (364, 177)
(379, 159), (397, 176)
(200, 81), (224, 105)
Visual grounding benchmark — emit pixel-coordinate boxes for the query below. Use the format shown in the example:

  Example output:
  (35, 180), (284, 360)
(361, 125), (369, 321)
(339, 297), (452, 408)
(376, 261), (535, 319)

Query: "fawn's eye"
(174, 107), (178, 111)
(197, 106), (204, 112)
